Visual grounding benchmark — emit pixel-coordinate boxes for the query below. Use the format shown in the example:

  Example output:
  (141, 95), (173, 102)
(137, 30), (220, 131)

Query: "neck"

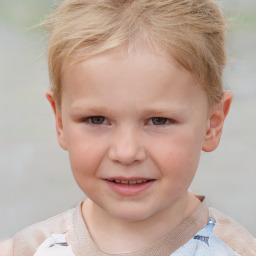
(82, 192), (200, 254)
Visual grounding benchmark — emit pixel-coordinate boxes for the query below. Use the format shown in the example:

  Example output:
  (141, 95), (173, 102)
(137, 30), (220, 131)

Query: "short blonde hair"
(45, 0), (227, 110)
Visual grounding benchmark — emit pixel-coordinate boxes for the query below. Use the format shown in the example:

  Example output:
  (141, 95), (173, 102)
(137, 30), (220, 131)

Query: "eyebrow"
(141, 106), (189, 116)
(70, 104), (113, 115)
(70, 104), (189, 117)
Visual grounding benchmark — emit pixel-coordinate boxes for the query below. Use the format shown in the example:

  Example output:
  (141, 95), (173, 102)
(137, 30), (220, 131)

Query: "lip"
(104, 177), (155, 196)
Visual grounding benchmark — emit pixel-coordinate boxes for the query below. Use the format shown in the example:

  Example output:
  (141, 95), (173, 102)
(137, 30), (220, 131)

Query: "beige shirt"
(1, 197), (256, 256)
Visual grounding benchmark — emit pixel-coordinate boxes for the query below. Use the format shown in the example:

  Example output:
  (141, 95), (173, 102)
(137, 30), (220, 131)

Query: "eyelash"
(84, 116), (108, 125)
(83, 116), (175, 126)
(148, 117), (174, 126)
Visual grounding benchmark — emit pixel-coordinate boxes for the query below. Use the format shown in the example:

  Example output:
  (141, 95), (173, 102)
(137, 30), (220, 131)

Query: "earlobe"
(202, 91), (233, 152)
(46, 91), (68, 151)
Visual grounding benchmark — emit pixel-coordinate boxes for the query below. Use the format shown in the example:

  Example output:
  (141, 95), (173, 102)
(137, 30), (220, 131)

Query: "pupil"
(152, 117), (167, 125)
(91, 116), (104, 124)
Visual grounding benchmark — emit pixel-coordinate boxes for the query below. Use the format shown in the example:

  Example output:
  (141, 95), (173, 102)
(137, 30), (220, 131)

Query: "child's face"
(54, 49), (211, 221)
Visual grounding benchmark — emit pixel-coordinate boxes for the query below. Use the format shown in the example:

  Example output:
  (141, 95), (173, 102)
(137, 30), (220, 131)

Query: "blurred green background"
(0, 0), (256, 240)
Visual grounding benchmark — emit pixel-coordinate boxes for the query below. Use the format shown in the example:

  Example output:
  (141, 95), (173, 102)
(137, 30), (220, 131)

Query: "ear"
(202, 91), (233, 152)
(46, 91), (68, 150)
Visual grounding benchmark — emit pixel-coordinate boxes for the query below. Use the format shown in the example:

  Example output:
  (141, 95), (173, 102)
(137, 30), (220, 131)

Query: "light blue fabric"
(33, 234), (75, 256)
(34, 218), (240, 255)
(171, 218), (240, 256)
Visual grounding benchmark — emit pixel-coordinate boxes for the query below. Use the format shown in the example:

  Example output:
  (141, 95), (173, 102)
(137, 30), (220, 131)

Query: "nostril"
(108, 146), (146, 165)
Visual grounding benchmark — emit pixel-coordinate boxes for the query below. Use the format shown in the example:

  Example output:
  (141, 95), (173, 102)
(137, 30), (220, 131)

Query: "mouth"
(104, 177), (155, 196)
(107, 179), (151, 185)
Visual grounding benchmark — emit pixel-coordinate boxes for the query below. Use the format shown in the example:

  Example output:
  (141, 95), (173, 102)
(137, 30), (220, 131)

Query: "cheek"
(67, 142), (106, 196)
(66, 132), (108, 179)
(151, 132), (202, 181)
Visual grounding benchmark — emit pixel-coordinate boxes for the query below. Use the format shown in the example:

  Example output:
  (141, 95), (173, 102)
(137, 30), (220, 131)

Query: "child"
(1, 0), (256, 255)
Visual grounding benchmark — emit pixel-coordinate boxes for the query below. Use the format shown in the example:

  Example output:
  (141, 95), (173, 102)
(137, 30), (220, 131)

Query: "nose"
(108, 127), (146, 165)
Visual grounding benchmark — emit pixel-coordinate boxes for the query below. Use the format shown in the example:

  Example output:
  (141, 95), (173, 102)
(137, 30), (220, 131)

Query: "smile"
(105, 177), (155, 196)
(110, 179), (149, 185)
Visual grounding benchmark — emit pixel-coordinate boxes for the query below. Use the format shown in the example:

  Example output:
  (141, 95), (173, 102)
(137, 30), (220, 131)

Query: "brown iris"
(151, 117), (168, 125)
(89, 116), (105, 124)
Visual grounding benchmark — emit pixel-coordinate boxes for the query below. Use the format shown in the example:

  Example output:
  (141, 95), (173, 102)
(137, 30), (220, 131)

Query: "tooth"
(113, 179), (149, 185)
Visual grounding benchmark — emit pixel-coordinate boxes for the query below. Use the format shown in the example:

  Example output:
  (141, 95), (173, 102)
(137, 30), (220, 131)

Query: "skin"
(0, 240), (13, 256)
(47, 48), (232, 253)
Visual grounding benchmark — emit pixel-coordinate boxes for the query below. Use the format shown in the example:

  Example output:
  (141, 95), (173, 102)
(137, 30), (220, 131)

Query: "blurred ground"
(0, 0), (256, 240)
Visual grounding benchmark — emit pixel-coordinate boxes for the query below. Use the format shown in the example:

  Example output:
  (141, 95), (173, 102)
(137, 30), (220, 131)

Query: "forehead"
(63, 47), (193, 88)
(61, 48), (209, 113)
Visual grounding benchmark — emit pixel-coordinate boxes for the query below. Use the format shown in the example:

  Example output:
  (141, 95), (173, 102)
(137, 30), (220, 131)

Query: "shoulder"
(0, 239), (13, 256)
(209, 207), (256, 256)
(12, 207), (76, 256)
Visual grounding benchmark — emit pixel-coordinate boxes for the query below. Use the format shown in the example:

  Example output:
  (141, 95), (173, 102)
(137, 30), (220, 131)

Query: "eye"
(149, 117), (172, 125)
(86, 116), (106, 125)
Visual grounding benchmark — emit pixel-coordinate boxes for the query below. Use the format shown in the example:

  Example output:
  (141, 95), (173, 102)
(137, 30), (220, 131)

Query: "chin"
(107, 206), (156, 222)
